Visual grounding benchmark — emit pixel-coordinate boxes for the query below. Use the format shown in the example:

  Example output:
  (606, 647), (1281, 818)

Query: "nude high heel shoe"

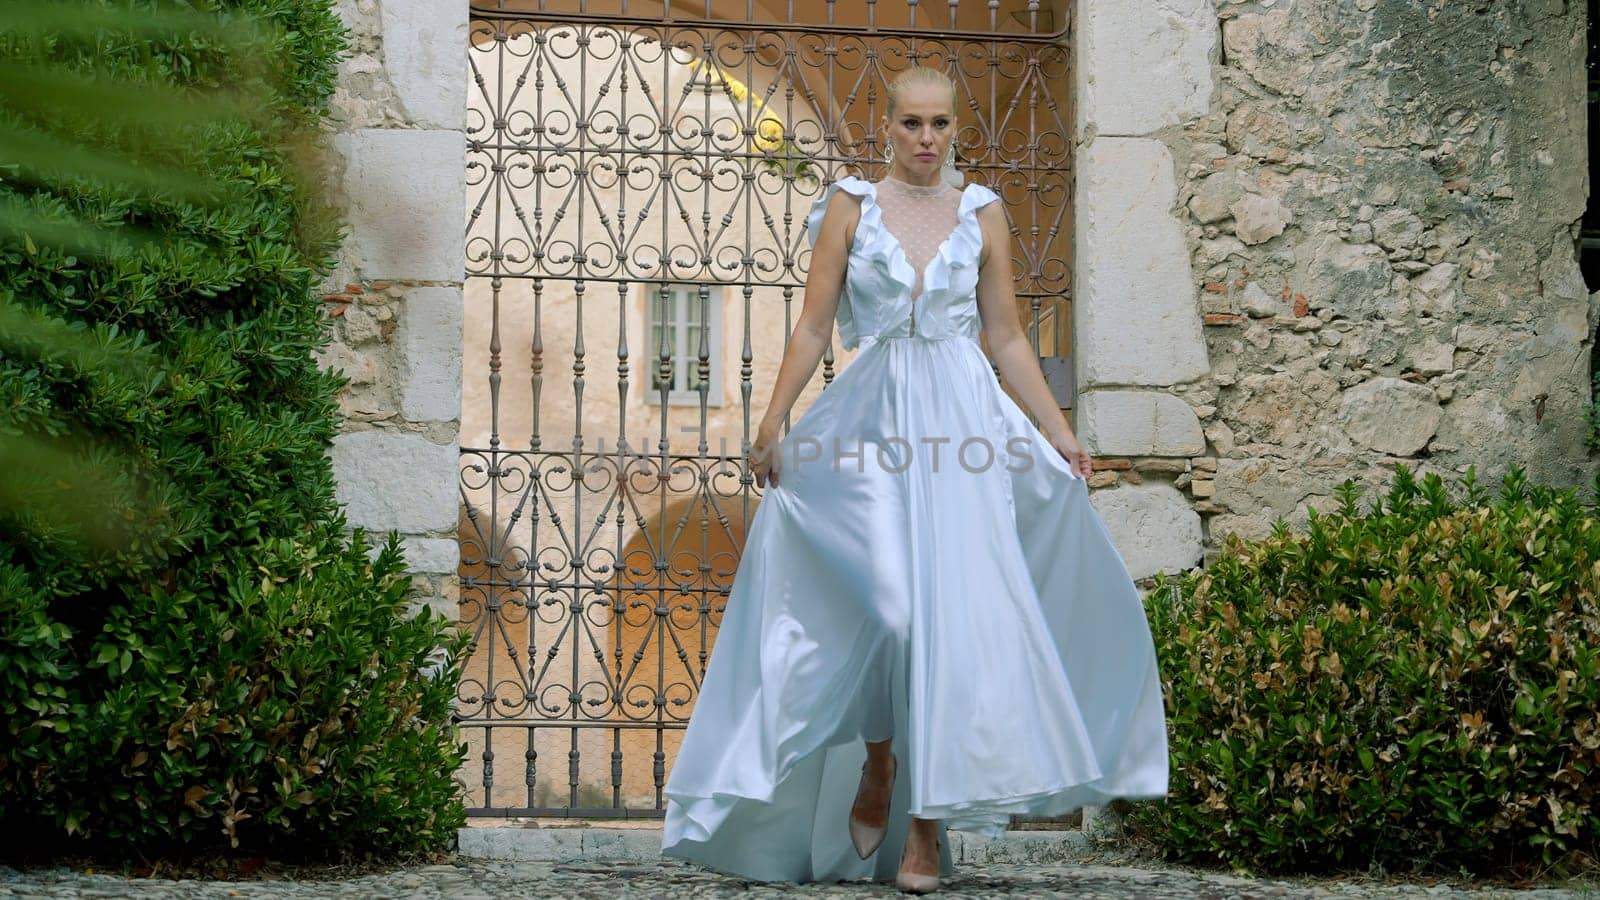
(896, 827), (940, 894)
(848, 752), (896, 858)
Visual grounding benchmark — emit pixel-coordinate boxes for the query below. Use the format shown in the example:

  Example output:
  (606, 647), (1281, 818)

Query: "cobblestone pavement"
(1, 857), (1593, 898)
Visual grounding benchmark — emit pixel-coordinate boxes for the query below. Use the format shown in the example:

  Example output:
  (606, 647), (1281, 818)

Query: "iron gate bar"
(469, 1), (1066, 41)
(467, 8), (1070, 42)
(459, 1), (1073, 818)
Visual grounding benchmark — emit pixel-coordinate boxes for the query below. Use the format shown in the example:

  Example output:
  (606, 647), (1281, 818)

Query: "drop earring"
(883, 141), (895, 167)
(941, 141), (962, 189)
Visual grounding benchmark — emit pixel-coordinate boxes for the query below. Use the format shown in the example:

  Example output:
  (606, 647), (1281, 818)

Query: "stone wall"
(1075, 0), (1594, 569)
(316, 0), (467, 616)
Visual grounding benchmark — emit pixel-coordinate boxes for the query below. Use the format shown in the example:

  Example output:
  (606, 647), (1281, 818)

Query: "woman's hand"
(750, 420), (782, 488)
(1045, 424), (1092, 479)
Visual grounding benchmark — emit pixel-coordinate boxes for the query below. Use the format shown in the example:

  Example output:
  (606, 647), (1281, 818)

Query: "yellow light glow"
(687, 58), (788, 153)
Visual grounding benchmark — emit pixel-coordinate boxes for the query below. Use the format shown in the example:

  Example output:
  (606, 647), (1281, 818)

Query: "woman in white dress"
(660, 67), (1169, 893)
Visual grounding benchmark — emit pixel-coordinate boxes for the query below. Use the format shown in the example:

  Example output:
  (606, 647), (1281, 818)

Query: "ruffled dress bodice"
(805, 175), (1001, 351)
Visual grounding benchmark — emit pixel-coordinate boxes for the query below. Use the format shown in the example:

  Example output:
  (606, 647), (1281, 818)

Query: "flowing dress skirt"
(660, 334), (1168, 882)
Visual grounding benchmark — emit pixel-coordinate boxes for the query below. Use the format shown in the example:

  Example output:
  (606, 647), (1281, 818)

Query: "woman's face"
(882, 82), (956, 179)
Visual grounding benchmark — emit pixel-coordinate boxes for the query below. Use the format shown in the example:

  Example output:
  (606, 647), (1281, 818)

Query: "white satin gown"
(660, 175), (1169, 883)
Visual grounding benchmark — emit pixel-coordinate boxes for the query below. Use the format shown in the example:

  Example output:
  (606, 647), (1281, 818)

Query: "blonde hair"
(886, 67), (957, 118)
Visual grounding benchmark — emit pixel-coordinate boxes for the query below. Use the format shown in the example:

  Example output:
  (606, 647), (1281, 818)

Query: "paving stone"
(0, 858), (1585, 898)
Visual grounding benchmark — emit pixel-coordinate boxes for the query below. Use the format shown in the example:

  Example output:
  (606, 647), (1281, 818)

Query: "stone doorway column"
(1071, 0), (1216, 577)
(320, 0), (469, 618)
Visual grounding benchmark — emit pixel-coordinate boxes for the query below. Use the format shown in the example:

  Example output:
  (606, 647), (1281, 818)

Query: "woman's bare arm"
(750, 190), (859, 485)
(972, 201), (1093, 477)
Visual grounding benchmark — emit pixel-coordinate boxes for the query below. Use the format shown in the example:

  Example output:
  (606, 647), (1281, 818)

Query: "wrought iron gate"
(459, 0), (1072, 818)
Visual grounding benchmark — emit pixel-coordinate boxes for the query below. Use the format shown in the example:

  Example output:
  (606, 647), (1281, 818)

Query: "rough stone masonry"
(1076, 0), (1593, 569)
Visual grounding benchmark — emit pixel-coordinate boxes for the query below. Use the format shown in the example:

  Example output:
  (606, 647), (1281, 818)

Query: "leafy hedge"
(1133, 465), (1600, 874)
(0, 0), (466, 854)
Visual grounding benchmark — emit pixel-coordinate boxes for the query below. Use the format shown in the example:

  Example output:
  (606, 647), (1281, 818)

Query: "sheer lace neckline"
(866, 176), (965, 300)
(875, 175), (955, 198)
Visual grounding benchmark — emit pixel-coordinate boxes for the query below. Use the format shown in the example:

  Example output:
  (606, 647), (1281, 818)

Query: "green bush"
(2, 529), (468, 853)
(0, 0), (467, 854)
(1133, 465), (1600, 874)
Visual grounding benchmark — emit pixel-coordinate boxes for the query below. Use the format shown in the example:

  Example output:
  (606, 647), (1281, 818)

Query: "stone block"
(1373, 208), (1425, 251)
(333, 429), (458, 533)
(398, 285), (463, 422)
(1306, 235), (1392, 317)
(364, 536), (459, 576)
(1411, 262), (1460, 298)
(379, 0), (469, 130)
(403, 536), (461, 574)
(1077, 0), (1216, 136)
(1081, 390), (1205, 457)
(1133, 458), (1189, 475)
(455, 826), (1092, 864)
(341, 302), (386, 345)
(1226, 106), (1292, 157)
(1189, 171), (1245, 224)
(314, 340), (379, 385)
(1088, 482), (1204, 579)
(958, 830), (1091, 864)
(1404, 338), (1455, 376)
(1338, 376), (1442, 456)
(1223, 11), (1312, 97)
(1230, 192), (1291, 244)
(331, 129), (465, 282)
(1076, 138), (1210, 387)
(407, 590), (457, 624)
(1238, 281), (1280, 317)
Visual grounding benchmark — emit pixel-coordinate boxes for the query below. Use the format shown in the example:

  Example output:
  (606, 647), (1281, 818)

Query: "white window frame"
(644, 282), (723, 407)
